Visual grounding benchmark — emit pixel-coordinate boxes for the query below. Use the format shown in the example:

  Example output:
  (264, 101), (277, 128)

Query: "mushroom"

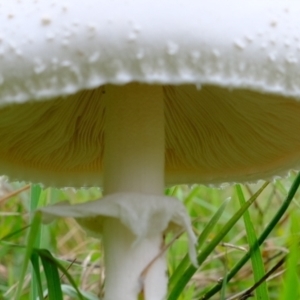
(1, 1), (300, 299)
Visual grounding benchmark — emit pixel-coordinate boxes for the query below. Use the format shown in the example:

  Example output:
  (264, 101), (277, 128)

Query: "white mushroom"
(1, 1), (300, 299)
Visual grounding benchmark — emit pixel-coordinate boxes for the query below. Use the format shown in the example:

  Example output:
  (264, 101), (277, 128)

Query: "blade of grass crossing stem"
(167, 182), (269, 300)
(168, 197), (231, 291)
(36, 249), (85, 300)
(39, 250), (63, 300)
(14, 211), (42, 300)
(201, 172), (300, 300)
(236, 185), (269, 300)
(29, 184), (42, 300)
(279, 212), (300, 300)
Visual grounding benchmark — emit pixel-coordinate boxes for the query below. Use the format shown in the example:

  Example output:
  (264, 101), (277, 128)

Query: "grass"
(0, 173), (300, 299)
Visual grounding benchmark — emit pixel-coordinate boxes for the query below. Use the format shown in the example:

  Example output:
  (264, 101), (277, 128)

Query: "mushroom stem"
(102, 83), (166, 300)
(103, 83), (164, 194)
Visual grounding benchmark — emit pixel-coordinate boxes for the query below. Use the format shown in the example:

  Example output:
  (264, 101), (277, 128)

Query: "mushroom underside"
(2, 82), (300, 300)
(0, 84), (300, 186)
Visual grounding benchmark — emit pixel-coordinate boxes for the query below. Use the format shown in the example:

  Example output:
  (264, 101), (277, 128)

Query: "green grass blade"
(61, 284), (99, 300)
(168, 196), (230, 291)
(29, 184), (42, 300)
(220, 266), (228, 300)
(39, 250), (63, 300)
(279, 213), (300, 300)
(36, 249), (85, 300)
(14, 211), (42, 300)
(0, 225), (30, 241)
(183, 186), (202, 207)
(201, 172), (300, 299)
(30, 252), (44, 300)
(168, 182), (269, 300)
(236, 184), (269, 300)
(30, 185), (42, 212)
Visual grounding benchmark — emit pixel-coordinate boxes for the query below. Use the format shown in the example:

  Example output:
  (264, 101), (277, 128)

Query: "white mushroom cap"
(1, 0), (300, 186)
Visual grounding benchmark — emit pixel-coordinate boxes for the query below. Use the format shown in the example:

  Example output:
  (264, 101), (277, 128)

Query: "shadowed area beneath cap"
(0, 84), (300, 186)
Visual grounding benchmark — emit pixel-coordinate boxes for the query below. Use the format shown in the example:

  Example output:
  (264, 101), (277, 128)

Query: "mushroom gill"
(0, 84), (300, 186)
